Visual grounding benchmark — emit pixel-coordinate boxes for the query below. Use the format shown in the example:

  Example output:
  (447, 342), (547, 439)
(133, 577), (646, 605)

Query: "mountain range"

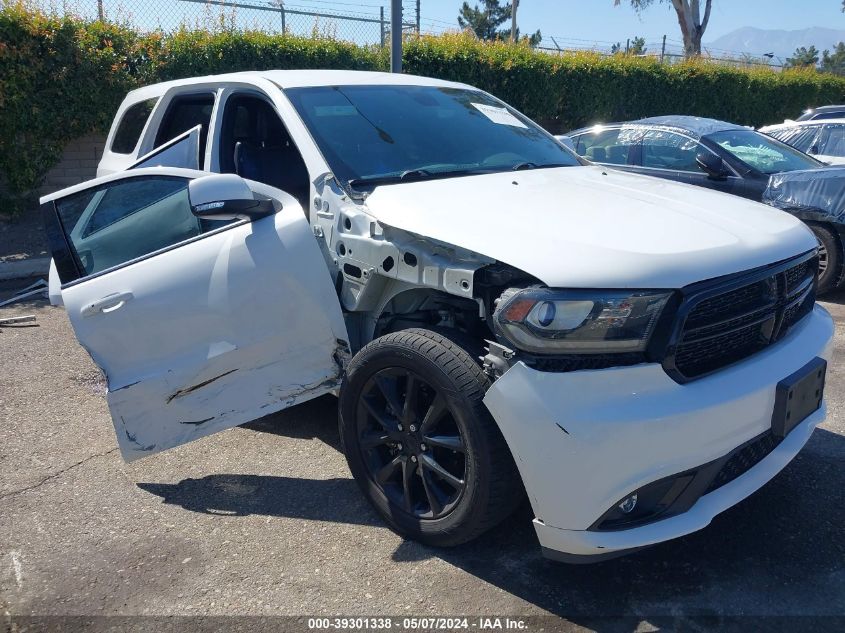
(706, 26), (845, 61)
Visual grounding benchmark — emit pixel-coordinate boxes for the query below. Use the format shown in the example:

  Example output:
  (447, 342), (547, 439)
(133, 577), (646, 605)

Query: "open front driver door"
(42, 167), (348, 461)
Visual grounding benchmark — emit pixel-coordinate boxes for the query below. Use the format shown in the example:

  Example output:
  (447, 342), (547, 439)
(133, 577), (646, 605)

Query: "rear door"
(42, 167), (348, 461)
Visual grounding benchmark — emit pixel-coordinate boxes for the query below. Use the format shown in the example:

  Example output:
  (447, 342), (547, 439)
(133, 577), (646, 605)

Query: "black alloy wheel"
(356, 367), (466, 519)
(339, 328), (524, 547)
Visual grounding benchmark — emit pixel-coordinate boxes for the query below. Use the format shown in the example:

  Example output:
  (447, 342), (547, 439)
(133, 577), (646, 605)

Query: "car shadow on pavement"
(241, 397), (343, 451)
(137, 397), (380, 524)
(138, 397), (845, 624)
(137, 475), (379, 525)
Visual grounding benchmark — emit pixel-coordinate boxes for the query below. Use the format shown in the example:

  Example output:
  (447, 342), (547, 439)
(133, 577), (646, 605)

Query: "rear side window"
(111, 98), (159, 154)
(154, 94), (216, 159)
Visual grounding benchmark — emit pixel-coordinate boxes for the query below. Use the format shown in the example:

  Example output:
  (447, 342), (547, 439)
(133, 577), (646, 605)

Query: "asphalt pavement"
(1, 281), (844, 631)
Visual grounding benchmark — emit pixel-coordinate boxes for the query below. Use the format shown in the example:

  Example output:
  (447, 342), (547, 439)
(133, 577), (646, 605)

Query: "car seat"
(586, 146), (607, 162)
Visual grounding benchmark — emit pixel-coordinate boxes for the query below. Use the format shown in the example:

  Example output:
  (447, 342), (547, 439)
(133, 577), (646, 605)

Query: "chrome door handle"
(80, 292), (134, 317)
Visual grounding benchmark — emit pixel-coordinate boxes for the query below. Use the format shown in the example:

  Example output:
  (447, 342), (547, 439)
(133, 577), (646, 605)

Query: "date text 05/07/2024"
(307, 617), (529, 630)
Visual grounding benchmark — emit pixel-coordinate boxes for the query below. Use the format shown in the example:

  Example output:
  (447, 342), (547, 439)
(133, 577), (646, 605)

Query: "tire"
(810, 223), (841, 295)
(339, 328), (523, 547)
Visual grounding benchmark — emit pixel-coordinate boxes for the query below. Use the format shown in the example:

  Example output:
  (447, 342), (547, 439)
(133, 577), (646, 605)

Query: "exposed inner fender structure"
(362, 262), (541, 358)
(310, 173), (540, 353)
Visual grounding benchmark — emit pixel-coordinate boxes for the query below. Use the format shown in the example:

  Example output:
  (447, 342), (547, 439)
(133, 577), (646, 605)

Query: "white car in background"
(760, 119), (845, 165)
(41, 70), (832, 563)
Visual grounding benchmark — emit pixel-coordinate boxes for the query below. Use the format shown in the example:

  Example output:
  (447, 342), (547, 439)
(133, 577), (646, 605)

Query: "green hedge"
(402, 35), (845, 130)
(156, 29), (382, 80)
(3, 4), (845, 212)
(0, 3), (159, 211)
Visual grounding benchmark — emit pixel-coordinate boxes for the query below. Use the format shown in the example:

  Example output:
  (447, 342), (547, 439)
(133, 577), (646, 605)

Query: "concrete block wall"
(37, 133), (108, 196)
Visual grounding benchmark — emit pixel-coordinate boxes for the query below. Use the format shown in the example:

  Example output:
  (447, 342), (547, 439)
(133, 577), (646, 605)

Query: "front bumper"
(483, 304), (834, 560)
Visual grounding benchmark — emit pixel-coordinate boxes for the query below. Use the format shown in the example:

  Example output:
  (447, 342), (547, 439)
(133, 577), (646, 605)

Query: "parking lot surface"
(1, 281), (844, 629)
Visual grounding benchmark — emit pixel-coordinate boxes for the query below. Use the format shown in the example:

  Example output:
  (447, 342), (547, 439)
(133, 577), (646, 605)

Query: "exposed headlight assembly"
(494, 288), (672, 354)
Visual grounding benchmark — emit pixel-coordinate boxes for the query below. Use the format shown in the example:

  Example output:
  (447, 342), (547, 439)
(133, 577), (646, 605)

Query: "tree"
(458, 0), (511, 40)
(614, 0), (712, 57)
(786, 45), (820, 68)
(457, 0), (541, 46)
(501, 26), (543, 47)
(611, 36), (648, 55)
(630, 36), (647, 54)
(821, 42), (845, 75)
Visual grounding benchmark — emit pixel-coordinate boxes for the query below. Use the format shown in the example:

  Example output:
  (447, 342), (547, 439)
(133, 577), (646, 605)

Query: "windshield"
(285, 85), (579, 192)
(705, 129), (821, 174)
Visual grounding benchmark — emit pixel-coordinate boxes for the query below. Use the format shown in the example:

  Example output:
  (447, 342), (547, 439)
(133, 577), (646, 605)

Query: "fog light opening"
(618, 494), (638, 514)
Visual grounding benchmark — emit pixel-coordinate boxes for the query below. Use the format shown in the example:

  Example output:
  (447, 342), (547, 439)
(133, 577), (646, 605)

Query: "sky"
(70, 0), (845, 55)
(417, 0), (845, 51)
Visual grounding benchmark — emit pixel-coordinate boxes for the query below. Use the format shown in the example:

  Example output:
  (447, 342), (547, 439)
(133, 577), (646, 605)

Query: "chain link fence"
(535, 36), (785, 71)
(26, 0), (786, 68)
(33, 0), (421, 46)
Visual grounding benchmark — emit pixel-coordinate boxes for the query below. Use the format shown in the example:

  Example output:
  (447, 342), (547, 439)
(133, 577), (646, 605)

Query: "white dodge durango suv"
(41, 70), (833, 562)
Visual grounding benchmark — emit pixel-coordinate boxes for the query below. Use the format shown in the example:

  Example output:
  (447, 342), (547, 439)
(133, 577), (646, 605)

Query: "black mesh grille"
(675, 322), (769, 378)
(785, 260), (810, 292)
(705, 432), (781, 494)
(685, 281), (770, 329)
(780, 289), (816, 338)
(671, 256), (817, 381)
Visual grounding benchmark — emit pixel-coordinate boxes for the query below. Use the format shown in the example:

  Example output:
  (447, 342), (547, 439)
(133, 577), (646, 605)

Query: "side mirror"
(188, 173), (275, 221)
(696, 152), (728, 180)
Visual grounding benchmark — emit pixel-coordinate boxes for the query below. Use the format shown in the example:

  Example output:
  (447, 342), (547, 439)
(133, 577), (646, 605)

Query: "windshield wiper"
(398, 168), (433, 181)
(348, 168), (483, 191)
(512, 161), (572, 171)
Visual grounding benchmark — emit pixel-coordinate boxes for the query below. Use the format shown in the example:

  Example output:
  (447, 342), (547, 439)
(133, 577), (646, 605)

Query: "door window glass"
(111, 98), (159, 154)
(56, 176), (201, 276)
(640, 130), (703, 172)
(817, 124), (845, 157)
(154, 94), (216, 160)
(573, 128), (638, 165)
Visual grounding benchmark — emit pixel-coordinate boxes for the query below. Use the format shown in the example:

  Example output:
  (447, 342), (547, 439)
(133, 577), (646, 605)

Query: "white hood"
(364, 166), (817, 288)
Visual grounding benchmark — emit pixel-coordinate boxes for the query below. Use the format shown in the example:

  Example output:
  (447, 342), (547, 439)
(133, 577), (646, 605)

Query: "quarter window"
(111, 98), (159, 154)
